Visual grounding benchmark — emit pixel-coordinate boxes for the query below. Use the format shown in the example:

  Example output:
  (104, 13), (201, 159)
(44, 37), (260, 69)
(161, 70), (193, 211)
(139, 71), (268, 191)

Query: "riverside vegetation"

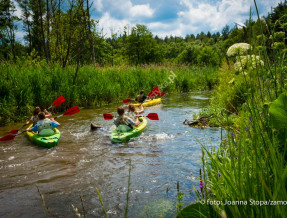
(0, 63), (218, 125)
(178, 1), (287, 217)
(1, 0), (287, 217)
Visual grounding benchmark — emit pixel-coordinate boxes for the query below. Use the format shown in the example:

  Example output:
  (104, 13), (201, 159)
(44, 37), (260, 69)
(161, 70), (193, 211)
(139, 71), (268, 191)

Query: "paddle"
(123, 98), (134, 103)
(103, 113), (159, 121)
(48, 95), (66, 109)
(148, 86), (161, 99)
(53, 106), (80, 119)
(0, 106), (80, 141)
(8, 96), (66, 134)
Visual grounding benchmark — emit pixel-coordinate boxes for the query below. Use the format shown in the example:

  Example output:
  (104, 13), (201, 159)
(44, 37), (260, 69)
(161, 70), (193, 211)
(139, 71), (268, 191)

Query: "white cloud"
(178, 0), (250, 33)
(94, 0), (103, 12)
(130, 4), (154, 18)
(98, 12), (132, 37)
(88, 0), (284, 38)
(13, 0), (23, 18)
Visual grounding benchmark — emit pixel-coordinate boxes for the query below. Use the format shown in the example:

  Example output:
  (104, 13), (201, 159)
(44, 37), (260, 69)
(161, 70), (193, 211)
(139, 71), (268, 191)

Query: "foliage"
(269, 92), (287, 130)
(177, 1), (287, 217)
(0, 62), (219, 125)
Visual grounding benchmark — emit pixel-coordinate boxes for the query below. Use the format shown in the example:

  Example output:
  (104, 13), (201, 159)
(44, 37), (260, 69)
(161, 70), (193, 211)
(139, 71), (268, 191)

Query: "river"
(0, 92), (222, 217)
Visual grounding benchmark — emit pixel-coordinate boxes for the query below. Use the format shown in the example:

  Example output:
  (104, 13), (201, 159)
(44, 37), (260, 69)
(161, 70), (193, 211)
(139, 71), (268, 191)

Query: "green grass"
(180, 8), (287, 217)
(0, 61), (218, 126)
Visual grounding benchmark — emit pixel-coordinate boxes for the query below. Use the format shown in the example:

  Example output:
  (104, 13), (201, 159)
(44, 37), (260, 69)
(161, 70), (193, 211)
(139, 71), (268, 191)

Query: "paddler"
(114, 107), (140, 130)
(126, 104), (144, 120)
(26, 107), (52, 126)
(135, 90), (147, 103)
(26, 112), (60, 136)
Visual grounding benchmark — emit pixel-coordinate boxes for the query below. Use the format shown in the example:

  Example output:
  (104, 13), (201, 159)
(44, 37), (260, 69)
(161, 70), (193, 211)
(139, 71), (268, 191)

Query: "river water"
(0, 92), (222, 217)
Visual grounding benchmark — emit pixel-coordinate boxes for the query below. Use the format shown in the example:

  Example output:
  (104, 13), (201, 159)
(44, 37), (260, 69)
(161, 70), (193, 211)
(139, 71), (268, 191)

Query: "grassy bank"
(0, 61), (218, 126)
(180, 40), (287, 217)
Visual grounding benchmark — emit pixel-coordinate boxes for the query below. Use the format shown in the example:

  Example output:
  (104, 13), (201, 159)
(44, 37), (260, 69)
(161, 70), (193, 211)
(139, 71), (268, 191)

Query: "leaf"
(269, 93), (287, 130)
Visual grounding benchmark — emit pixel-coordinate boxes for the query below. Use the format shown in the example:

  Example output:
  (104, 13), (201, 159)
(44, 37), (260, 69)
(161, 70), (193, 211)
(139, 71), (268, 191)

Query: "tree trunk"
(63, 0), (73, 68)
(73, 46), (82, 84)
(46, 0), (51, 62)
(38, 0), (49, 64)
(86, 0), (95, 65)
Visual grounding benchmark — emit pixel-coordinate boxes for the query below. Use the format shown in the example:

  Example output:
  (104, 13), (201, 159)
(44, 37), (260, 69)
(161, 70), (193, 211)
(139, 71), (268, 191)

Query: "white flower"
(234, 55), (264, 71)
(227, 43), (252, 57)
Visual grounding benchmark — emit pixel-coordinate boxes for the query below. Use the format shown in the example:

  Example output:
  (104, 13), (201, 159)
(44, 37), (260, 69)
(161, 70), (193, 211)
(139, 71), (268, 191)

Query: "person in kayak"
(135, 90), (147, 103)
(26, 112), (60, 136)
(126, 104), (144, 120)
(114, 107), (140, 130)
(26, 107), (52, 126)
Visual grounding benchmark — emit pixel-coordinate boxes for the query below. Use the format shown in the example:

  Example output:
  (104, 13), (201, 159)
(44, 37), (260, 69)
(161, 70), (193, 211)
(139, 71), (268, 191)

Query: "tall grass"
(0, 61), (218, 126)
(184, 1), (287, 217)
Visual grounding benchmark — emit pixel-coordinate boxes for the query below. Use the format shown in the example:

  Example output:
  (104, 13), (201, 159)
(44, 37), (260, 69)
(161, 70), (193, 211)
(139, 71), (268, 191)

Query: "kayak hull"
(133, 98), (161, 107)
(26, 124), (61, 148)
(110, 117), (147, 143)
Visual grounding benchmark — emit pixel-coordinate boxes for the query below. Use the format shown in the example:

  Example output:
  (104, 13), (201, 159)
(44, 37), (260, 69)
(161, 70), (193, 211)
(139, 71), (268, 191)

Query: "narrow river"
(0, 92), (222, 217)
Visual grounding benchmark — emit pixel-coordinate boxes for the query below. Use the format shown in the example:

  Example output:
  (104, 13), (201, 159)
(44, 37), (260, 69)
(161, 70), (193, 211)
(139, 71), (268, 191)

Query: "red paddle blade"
(103, 113), (114, 120)
(8, 129), (19, 134)
(146, 113), (159, 120)
(148, 87), (161, 98)
(123, 99), (132, 103)
(160, 92), (165, 97)
(64, 106), (80, 116)
(53, 95), (66, 106)
(0, 134), (16, 141)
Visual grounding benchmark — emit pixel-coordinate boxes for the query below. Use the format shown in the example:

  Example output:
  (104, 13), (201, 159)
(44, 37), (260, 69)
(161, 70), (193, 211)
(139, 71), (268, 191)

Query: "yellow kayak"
(133, 98), (161, 107)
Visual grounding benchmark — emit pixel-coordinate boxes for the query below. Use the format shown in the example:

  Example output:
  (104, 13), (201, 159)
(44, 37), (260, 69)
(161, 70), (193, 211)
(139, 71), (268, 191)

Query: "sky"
(92, 0), (282, 38)
(14, 0), (283, 40)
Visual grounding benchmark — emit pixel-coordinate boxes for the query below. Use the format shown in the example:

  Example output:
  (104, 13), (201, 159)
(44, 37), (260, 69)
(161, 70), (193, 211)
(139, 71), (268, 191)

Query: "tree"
(0, 0), (20, 61)
(17, 0), (32, 52)
(125, 24), (162, 65)
(221, 25), (231, 40)
(197, 46), (220, 66)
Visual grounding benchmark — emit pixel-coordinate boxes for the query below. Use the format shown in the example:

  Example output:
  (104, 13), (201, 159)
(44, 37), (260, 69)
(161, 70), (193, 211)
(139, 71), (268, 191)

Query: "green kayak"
(26, 124), (61, 148)
(111, 117), (148, 143)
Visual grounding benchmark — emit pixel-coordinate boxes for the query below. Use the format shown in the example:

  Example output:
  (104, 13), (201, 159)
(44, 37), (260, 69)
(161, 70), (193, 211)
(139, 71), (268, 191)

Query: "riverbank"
(179, 53), (287, 216)
(0, 61), (218, 126)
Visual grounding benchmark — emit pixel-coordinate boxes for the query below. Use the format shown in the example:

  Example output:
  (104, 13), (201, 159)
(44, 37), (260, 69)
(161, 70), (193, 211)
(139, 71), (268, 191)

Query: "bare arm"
(50, 118), (60, 126)
(44, 109), (52, 118)
(136, 104), (144, 115)
(134, 116), (140, 126)
(26, 117), (33, 125)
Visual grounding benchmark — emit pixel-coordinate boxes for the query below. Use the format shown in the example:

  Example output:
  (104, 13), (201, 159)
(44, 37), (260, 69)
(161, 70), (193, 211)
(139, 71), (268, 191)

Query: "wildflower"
(218, 173), (221, 178)
(249, 116), (252, 122)
(199, 181), (205, 189)
(246, 126), (250, 132)
(227, 43), (252, 57)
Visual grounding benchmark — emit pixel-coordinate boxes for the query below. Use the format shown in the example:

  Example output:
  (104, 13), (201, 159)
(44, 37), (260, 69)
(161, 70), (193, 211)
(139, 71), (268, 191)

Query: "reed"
(0, 62), (218, 126)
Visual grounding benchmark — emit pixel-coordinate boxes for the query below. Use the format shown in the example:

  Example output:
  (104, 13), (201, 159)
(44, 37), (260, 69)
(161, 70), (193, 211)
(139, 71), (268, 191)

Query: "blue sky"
(92, 0), (282, 37)
(14, 0), (283, 40)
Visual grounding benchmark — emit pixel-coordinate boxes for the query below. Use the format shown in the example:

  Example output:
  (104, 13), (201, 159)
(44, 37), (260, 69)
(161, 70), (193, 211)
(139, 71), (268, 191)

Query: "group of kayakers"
(25, 106), (60, 136)
(25, 90), (150, 136)
(114, 90), (147, 130)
